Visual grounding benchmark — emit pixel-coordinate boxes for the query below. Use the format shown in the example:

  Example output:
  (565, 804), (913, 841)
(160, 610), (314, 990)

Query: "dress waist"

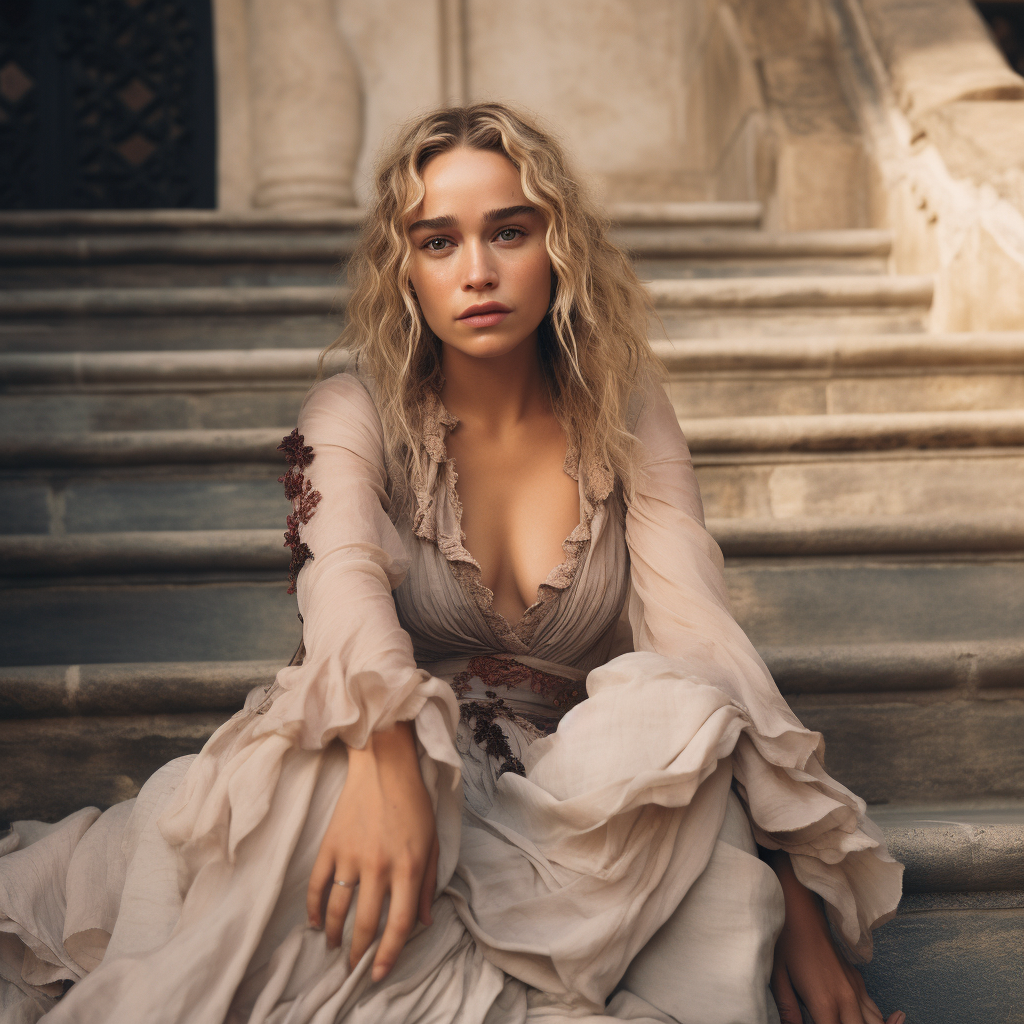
(419, 653), (588, 736)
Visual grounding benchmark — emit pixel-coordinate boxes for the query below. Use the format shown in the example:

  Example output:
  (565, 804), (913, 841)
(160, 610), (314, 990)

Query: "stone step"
(1, 689), (1020, 832)
(11, 333), (1019, 385)
(0, 230), (893, 287)
(4, 335), (1022, 426)
(0, 202), (763, 235)
(0, 314), (341, 353)
(1, 558), (1019, 667)
(697, 449), (1024, 520)
(6, 379), (1023, 435)
(0, 229), (889, 265)
(3, 336), (1020, 437)
(0, 276), (934, 351)
(3, 409), (1020, 468)
(0, 275), (930, 318)
(5, 449), (1021, 535)
(859, 813), (1024, 1022)
(2, 515), (1023, 577)
(4, 640), (1019, 718)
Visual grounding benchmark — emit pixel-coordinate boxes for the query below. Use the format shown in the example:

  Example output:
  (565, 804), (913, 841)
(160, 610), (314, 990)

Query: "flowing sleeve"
(624, 379), (902, 961)
(157, 373), (462, 869)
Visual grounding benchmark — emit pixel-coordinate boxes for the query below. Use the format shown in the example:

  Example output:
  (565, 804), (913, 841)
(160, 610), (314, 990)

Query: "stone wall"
(209, 0), (1024, 329)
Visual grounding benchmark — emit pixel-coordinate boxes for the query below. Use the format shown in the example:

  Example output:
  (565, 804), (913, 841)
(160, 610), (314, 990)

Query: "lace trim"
(278, 428), (323, 595)
(410, 386), (615, 652)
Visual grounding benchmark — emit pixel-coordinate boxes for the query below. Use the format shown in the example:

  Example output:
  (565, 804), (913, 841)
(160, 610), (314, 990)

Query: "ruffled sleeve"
(624, 379), (902, 960)
(158, 373), (462, 869)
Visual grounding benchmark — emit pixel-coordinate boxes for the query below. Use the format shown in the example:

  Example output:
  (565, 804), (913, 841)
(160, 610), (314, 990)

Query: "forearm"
(347, 720), (424, 785)
(765, 848), (828, 932)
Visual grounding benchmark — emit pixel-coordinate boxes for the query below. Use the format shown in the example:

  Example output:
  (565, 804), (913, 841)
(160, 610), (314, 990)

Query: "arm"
(768, 850), (904, 1024)
(287, 374), (460, 978)
(623, 381), (904, 1021)
(160, 373), (462, 981)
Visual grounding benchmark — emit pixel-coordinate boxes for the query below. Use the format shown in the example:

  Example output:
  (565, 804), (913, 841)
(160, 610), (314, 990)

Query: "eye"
(496, 227), (523, 242)
(423, 237), (451, 252)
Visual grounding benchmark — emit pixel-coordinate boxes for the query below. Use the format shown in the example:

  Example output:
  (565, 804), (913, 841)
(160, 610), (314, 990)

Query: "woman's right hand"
(307, 721), (440, 983)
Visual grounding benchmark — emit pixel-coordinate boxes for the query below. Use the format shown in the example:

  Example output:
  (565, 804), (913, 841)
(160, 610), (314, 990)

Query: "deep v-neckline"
(425, 392), (598, 651)
(407, 385), (617, 653)
(445, 443), (584, 635)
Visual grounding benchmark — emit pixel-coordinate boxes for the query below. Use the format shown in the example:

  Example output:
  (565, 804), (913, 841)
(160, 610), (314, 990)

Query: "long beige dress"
(0, 371), (902, 1024)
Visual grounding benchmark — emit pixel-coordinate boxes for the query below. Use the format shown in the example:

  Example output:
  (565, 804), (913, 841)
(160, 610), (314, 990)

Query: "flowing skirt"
(1, 650), (895, 1023)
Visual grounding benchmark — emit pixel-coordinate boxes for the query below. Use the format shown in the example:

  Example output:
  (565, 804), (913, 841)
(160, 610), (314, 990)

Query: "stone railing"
(824, 0), (1024, 331)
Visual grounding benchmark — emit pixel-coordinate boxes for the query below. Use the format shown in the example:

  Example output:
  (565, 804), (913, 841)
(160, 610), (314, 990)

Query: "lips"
(459, 302), (511, 317)
(457, 301), (512, 324)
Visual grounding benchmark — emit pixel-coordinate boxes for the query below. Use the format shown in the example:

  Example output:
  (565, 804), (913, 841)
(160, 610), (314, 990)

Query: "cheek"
(514, 247), (553, 313)
(409, 261), (451, 317)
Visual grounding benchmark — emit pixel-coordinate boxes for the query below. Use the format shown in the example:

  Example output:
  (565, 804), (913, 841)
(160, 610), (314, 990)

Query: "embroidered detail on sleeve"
(278, 428), (323, 595)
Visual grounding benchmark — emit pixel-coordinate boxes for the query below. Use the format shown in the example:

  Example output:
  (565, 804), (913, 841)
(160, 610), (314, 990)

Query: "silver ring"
(333, 878), (358, 888)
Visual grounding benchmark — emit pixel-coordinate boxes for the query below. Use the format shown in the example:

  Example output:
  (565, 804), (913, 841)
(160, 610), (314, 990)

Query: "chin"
(446, 334), (530, 360)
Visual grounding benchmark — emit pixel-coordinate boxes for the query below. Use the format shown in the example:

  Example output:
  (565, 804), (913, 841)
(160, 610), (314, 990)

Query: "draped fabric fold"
(623, 381), (902, 958)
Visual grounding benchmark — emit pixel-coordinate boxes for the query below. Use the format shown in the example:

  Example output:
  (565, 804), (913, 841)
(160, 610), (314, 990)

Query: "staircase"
(1, 205), (1021, 1021)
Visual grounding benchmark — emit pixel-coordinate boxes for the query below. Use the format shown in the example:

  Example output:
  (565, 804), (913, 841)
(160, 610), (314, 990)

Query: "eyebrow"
(407, 205), (538, 234)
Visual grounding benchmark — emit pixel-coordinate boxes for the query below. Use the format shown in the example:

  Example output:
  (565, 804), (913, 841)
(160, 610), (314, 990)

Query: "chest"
(443, 421), (582, 622)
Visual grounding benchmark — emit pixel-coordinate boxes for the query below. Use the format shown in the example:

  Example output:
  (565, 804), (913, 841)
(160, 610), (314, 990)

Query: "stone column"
(247, 0), (362, 209)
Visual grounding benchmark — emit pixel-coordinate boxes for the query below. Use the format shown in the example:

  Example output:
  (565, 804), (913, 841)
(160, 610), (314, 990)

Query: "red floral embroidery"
(459, 699), (526, 777)
(278, 428), (322, 594)
(451, 655), (587, 712)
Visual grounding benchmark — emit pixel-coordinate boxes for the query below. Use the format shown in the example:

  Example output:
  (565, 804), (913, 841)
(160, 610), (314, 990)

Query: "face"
(406, 146), (552, 362)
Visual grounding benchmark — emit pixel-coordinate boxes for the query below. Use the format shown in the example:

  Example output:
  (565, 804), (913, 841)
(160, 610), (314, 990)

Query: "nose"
(461, 237), (498, 291)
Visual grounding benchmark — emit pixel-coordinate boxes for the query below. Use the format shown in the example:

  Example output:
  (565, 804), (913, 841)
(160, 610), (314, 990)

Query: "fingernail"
(308, 917), (317, 929)
(372, 963), (389, 983)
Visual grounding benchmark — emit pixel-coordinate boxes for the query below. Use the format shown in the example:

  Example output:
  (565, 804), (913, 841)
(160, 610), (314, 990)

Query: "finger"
(841, 962), (879, 1023)
(306, 852), (335, 928)
(418, 837), (439, 927)
(770, 964), (803, 1024)
(838, 992), (867, 1024)
(350, 870), (386, 971)
(373, 871), (419, 982)
(857, 991), (884, 1024)
(885, 1014), (906, 1024)
(324, 874), (358, 950)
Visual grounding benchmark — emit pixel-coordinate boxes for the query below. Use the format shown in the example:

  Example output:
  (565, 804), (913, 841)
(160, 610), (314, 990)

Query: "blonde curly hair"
(319, 101), (664, 513)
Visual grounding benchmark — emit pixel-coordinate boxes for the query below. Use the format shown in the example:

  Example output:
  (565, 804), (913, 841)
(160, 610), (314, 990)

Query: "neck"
(439, 333), (551, 434)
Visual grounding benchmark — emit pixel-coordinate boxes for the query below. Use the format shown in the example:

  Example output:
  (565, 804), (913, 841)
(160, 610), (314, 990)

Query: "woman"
(0, 103), (904, 1024)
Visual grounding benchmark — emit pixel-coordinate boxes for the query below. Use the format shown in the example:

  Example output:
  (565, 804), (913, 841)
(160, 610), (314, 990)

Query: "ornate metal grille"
(0, 0), (215, 209)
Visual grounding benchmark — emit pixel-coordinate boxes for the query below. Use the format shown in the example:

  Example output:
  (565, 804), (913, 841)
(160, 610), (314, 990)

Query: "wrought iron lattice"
(976, 3), (1024, 77)
(0, 2), (39, 208)
(0, 0), (215, 209)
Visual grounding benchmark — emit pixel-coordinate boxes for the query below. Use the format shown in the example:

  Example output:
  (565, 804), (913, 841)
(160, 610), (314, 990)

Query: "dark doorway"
(0, 0), (216, 209)
(976, 2), (1024, 77)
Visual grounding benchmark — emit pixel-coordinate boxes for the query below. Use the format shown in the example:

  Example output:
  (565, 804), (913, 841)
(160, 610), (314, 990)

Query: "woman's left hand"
(768, 852), (905, 1024)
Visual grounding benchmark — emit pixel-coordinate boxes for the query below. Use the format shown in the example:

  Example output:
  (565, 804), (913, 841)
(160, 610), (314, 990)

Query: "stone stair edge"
(3, 515), (1024, 577)
(884, 823), (1024, 893)
(4, 410), (1022, 467)
(4, 335), (1024, 387)
(2, 639), (1020, 718)
(0, 228), (894, 266)
(0, 201), (763, 234)
(0, 276), (936, 319)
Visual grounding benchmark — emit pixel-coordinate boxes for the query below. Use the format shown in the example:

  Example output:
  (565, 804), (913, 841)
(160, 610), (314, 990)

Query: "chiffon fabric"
(0, 371), (902, 1024)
